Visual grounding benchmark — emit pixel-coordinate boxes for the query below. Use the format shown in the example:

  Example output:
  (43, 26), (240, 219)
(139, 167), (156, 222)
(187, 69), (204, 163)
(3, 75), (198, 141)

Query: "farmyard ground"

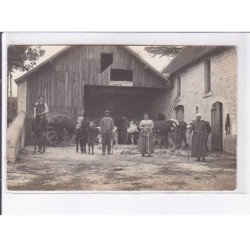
(7, 145), (236, 191)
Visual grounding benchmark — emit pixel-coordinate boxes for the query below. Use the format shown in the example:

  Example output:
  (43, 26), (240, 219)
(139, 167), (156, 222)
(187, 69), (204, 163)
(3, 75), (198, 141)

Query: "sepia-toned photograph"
(6, 42), (237, 191)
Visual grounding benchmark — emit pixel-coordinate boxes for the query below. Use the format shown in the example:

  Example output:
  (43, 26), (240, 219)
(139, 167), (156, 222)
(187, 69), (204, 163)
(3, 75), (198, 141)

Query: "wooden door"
(211, 102), (223, 150)
(175, 105), (184, 122)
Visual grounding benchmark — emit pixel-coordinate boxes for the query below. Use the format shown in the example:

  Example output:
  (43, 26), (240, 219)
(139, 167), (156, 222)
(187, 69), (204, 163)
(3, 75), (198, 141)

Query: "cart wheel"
(46, 114), (73, 146)
(46, 125), (60, 146)
(49, 114), (71, 125)
(60, 128), (73, 147)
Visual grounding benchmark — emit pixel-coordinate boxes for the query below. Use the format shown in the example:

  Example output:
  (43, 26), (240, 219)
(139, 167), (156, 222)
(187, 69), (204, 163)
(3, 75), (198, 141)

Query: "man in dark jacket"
(31, 95), (49, 134)
(100, 110), (114, 155)
(34, 95), (49, 118)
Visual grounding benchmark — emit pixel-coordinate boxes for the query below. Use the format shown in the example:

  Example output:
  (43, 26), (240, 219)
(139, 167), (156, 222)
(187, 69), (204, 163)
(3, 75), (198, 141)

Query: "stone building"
(161, 46), (237, 155)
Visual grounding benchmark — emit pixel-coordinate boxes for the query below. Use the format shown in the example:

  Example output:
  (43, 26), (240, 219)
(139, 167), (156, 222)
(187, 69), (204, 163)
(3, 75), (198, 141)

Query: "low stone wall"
(7, 112), (26, 163)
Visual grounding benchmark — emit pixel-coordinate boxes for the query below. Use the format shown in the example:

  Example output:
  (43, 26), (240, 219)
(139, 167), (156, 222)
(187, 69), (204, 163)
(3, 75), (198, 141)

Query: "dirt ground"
(7, 145), (236, 191)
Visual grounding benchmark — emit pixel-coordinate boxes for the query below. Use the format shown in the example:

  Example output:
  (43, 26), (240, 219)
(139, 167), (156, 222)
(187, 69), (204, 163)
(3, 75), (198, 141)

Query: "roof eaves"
(172, 47), (221, 75)
(162, 46), (223, 75)
(123, 46), (170, 82)
(15, 45), (170, 84)
(160, 47), (185, 74)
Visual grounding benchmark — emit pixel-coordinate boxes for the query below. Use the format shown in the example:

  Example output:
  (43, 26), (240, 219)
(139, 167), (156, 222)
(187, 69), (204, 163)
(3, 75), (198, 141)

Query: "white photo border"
(2, 32), (250, 214)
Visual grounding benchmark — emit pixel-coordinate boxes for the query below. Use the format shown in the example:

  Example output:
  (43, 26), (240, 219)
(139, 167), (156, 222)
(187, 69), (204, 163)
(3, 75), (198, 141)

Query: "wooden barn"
(15, 45), (170, 144)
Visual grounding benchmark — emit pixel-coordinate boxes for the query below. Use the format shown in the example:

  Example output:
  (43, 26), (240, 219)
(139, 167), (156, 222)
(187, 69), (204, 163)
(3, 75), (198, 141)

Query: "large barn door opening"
(211, 102), (223, 151)
(175, 105), (184, 122)
(84, 85), (161, 144)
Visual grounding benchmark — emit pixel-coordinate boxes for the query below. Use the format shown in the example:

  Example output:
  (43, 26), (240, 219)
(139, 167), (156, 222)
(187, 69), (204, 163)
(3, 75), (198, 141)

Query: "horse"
(167, 120), (188, 152)
(87, 122), (100, 154)
(53, 118), (76, 146)
(76, 118), (89, 154)
(32, 113), (47, 154)
(111, 126), (119, 150)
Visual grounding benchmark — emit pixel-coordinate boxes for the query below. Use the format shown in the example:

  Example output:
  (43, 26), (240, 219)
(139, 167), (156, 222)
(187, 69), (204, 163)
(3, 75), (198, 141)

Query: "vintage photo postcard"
(3, 33), (239, 193)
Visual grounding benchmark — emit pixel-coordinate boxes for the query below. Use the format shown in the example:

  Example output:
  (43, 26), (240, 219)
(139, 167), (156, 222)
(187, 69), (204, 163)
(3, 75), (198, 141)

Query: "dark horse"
(53, 118), (76, 146)
(76, 119), (89, 153)
(168, 120), (188, 151)
(32, 113), (47, 154)
(87, 123), (100, 154)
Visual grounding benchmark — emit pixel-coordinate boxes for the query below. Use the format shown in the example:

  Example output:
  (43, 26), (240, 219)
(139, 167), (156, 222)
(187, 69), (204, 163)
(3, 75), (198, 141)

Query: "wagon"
(46, 114), (76, 147)
(46, 114), (131, 146)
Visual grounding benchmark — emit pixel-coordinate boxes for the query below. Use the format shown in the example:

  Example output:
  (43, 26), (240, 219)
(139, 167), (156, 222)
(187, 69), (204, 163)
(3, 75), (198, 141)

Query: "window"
(204, 60), (211, 93)
(177, 75), (181, 96)
(101, 53), (113, 73)
(110, 69), (133, 82)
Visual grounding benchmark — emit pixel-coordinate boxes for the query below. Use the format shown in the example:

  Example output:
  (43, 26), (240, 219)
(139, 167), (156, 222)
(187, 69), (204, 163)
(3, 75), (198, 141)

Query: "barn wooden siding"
(25, 45), (168, 119)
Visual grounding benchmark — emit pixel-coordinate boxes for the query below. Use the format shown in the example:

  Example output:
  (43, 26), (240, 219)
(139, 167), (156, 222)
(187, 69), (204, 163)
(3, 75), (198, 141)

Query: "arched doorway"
(175, 105), (184, 122)
(211, 102), (223, 150)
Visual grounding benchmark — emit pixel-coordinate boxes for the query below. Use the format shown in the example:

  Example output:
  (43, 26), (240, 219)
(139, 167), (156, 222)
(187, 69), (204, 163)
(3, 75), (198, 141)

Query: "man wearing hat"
(190, 113), (207, 162)
(31, 95), (49, 134)
(100, 110), (114, 155)
(33, 95), (49, 118)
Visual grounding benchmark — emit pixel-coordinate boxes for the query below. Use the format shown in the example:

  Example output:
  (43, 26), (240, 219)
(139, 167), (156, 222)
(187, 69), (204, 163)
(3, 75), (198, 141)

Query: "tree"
(8, 45), (45, 72)
(7, 45), (45, 120)
(145, 46), (183, 58)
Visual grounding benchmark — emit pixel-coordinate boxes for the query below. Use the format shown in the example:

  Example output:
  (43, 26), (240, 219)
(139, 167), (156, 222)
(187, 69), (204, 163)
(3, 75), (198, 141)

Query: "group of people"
(125, 112), (208, 161)
(32, 95), (208, 161)
(76, 109), (118, 155)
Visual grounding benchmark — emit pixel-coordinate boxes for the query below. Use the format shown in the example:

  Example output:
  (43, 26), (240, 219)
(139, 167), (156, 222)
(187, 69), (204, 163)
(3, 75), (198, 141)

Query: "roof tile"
(162, 46), (221, 75)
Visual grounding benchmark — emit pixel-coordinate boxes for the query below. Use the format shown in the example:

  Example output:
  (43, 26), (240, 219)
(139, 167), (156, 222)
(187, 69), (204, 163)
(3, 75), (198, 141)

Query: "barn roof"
(15, 45), (169, 84)
(15, 46), (72, 84)
(162, 46), (222, 75)
(122, 46), (169, 82)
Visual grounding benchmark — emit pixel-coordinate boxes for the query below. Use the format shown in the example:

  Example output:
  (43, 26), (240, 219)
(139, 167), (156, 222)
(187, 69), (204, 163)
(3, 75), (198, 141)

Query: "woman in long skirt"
(139, 112), (154, 157)
(191, 113), (207, 162)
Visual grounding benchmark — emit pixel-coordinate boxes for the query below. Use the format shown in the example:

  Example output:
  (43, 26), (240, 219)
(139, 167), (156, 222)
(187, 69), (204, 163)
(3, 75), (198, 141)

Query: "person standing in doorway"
(100, 110), (114, 155)
(139, 112), (154, 157)
(190, 113), (207, 162)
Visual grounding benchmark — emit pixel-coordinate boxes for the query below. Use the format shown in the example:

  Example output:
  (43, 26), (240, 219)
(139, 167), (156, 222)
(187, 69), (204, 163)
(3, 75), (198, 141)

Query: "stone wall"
(17, 81), (27, 113)
(7, 112), (26, 163)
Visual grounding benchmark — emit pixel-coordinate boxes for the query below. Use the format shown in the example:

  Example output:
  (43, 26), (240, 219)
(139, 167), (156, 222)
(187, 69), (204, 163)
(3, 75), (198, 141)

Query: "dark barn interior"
(84, 85), (162, 143)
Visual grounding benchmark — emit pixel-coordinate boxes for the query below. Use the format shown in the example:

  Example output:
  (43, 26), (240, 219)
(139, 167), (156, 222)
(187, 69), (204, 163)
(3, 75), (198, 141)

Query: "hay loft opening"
(101, 53), (113, 73)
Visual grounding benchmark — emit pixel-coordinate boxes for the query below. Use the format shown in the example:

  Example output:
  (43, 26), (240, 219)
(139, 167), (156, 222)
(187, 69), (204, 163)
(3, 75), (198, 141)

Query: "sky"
(11, 45), (173, 96)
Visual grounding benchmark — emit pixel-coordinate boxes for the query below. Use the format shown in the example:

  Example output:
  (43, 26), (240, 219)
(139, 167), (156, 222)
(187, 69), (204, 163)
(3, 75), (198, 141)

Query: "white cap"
(196, 113), (202, 117)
